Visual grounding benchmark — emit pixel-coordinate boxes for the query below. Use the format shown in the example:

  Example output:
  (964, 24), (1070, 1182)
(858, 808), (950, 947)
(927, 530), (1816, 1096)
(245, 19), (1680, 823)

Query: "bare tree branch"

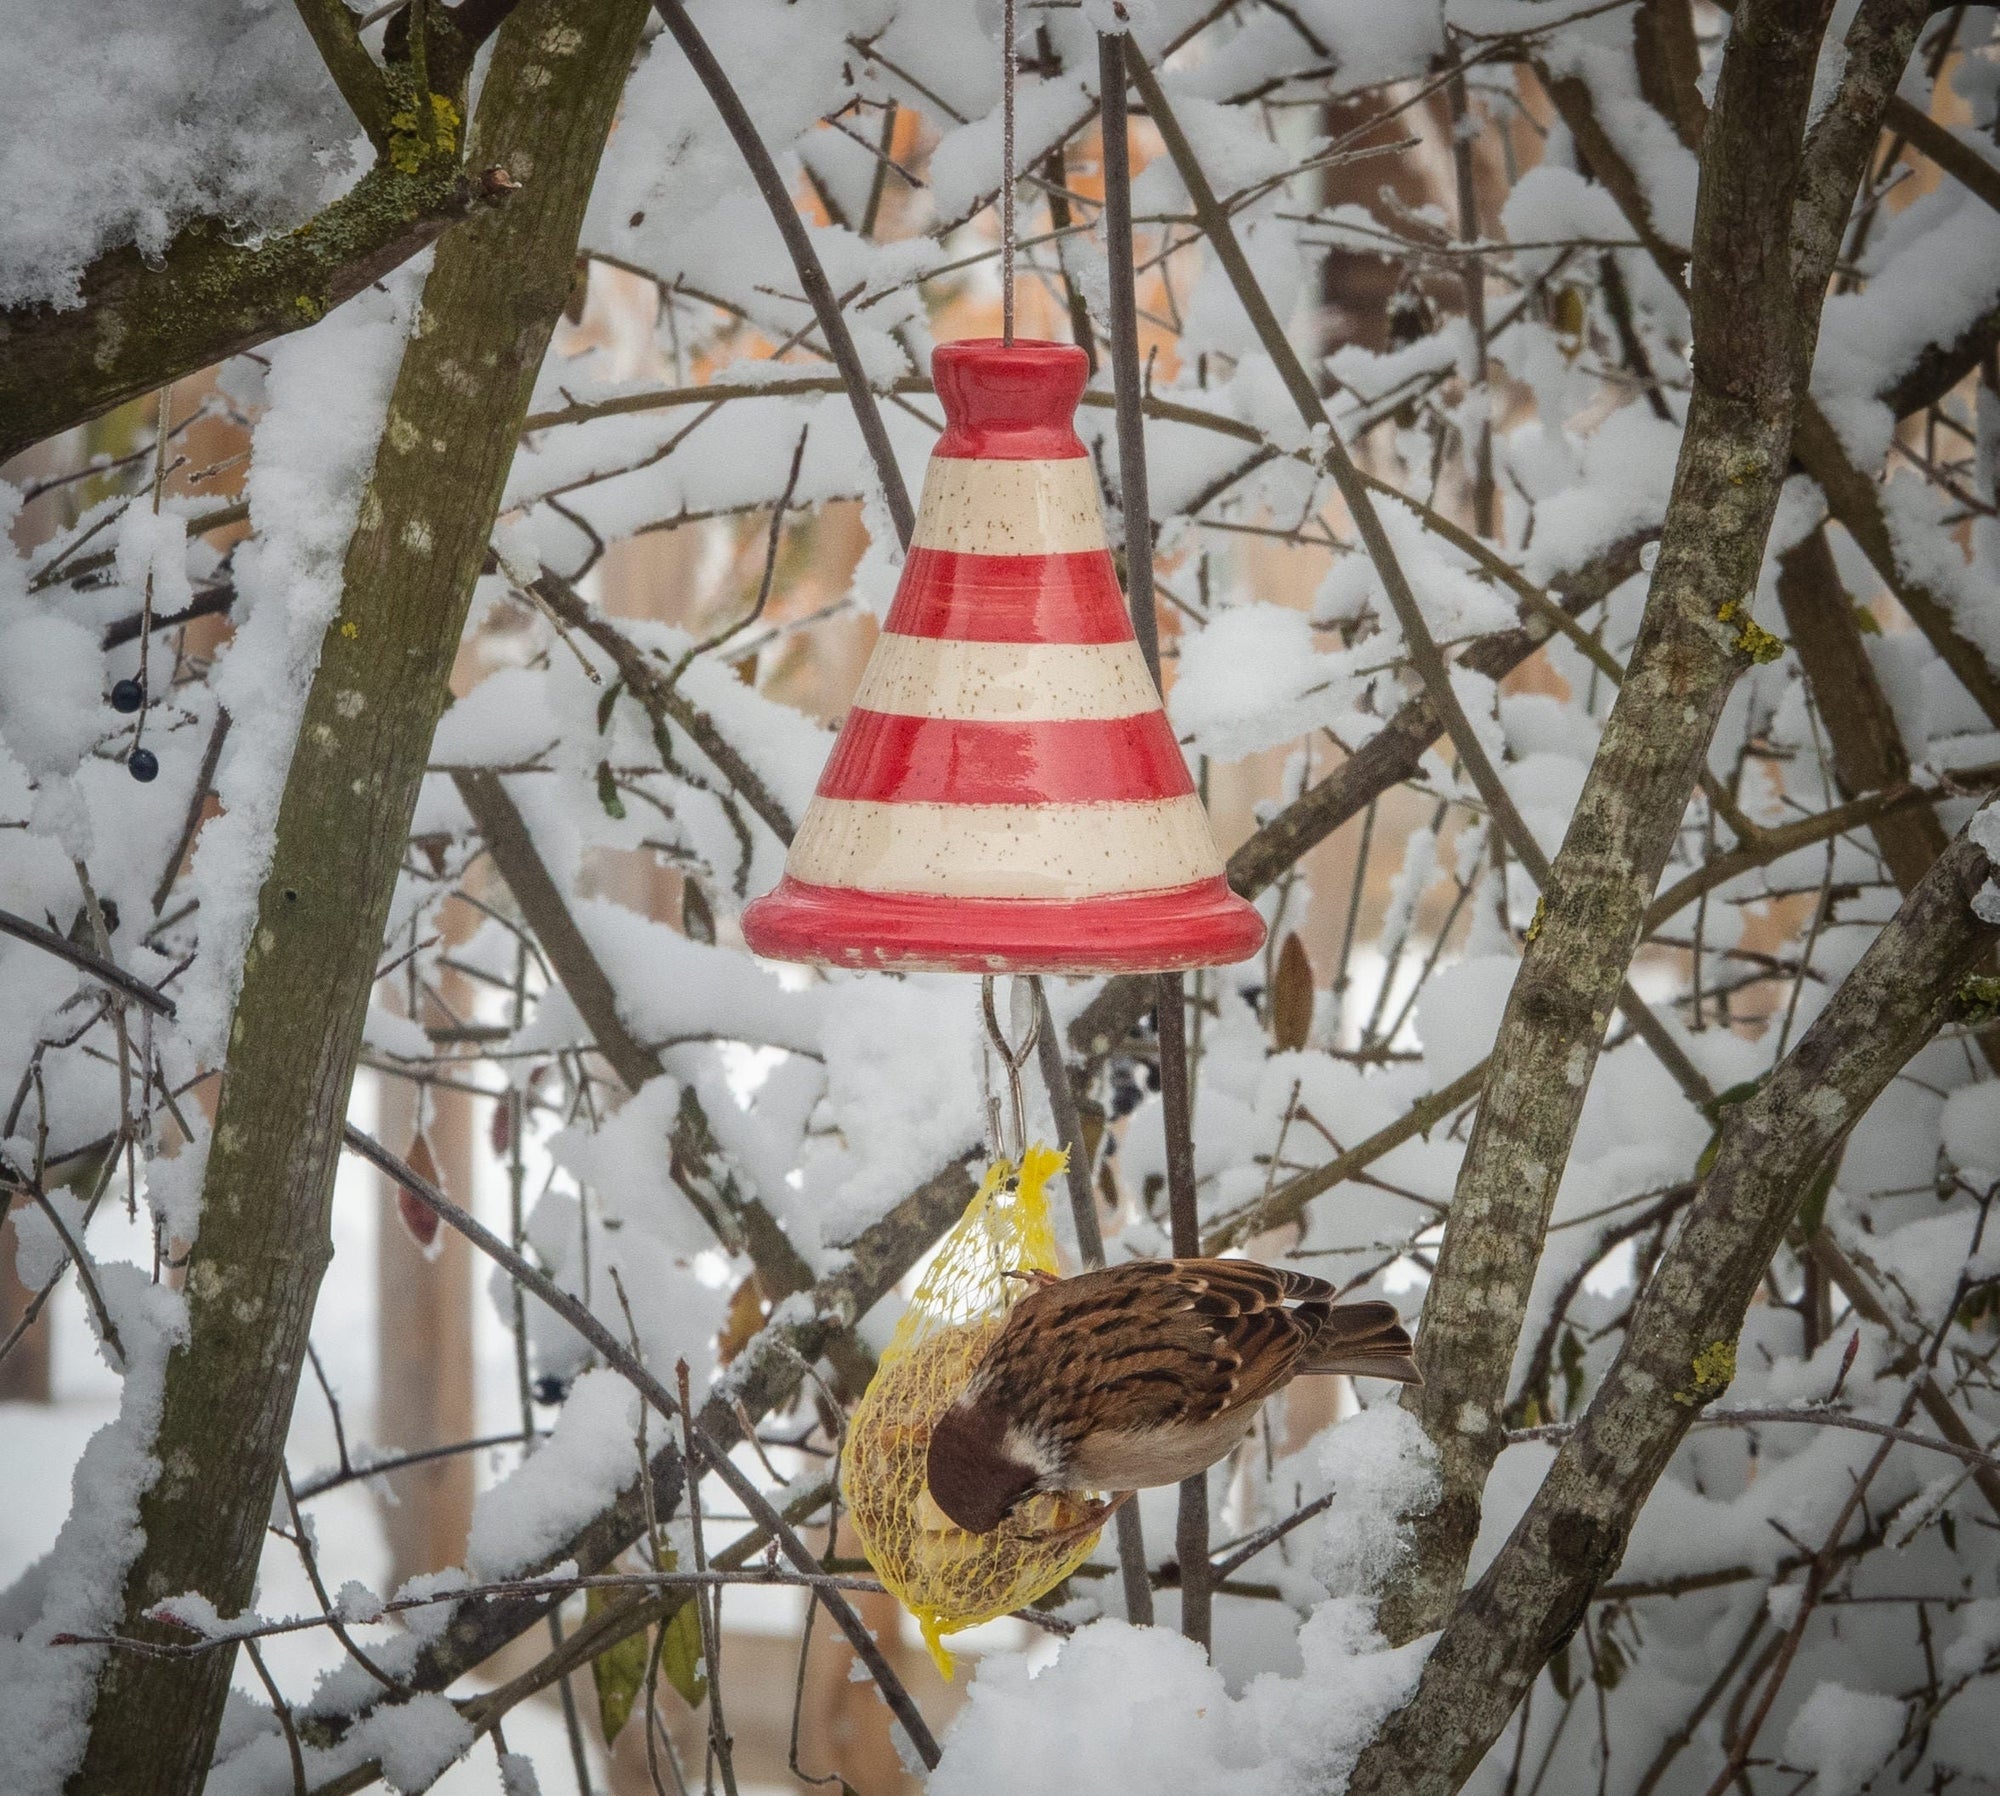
(299, 1151), (976, 1785)
(341, 1124), (941, 1769)
(1545, 7), (2000, 737)
(526, 565), (798, 844)
(0, 909), (178, 1020)
(1884, 92), (2000, 214)
(451, 767), (871, 1390)
(1066, 536), (1647, 1068)
(1793, 399), (2000, 731)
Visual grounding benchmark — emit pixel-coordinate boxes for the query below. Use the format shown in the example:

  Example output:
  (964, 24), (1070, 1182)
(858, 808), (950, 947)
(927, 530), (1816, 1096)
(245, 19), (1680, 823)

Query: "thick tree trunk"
(68, 2), (650, 1787)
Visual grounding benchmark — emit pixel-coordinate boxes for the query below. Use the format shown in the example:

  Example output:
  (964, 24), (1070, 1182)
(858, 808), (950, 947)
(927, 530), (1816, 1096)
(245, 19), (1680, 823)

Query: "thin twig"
(676, 1356), (739, 1796)
(1157, 973), (1211, 1650)
(1209, 1487), (1338, 1580)
(0, 907), (177, 1018)
(665, 426), (809, 689)
(152, 711), (230, 916)
(1098, 32), (1161, 688)
(529, 565), (796, 846)
(1033, 978), (1153, 1625)
(243, 1637), (308, 1796)
(21, 1184), (126, 1366)
(1001, 0), (1017, 343)
(1510, 1405), (2000, 1479)
(293, 1431), (534, 1500)
(277, 1467), (402, 1693)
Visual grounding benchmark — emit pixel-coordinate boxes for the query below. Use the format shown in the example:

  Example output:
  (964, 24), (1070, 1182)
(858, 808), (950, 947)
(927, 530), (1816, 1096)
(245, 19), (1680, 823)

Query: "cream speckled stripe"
(851, 634), (1159, 722)
(788, 796), (1223, 897)
(912, 458), (1106, 555)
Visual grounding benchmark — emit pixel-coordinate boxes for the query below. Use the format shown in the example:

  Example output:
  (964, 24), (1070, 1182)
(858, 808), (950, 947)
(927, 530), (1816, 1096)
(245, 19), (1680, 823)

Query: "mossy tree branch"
(0, 0), (520, 465)
(67, 0), (650, 1787)
(0, 161), (516, 464)
(292, 0), (399, 148)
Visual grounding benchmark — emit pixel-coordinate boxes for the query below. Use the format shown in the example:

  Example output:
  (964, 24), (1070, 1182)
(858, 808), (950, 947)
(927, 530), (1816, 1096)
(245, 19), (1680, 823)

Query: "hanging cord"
(1001, 0), (1017, 344)
(130, 385), (171, 764)
(980, 974), (1040, 1162)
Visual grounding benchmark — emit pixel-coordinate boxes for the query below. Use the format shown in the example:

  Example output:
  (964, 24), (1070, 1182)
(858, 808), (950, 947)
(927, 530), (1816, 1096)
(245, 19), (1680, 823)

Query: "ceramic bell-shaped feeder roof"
(742, 338), (1265, 975)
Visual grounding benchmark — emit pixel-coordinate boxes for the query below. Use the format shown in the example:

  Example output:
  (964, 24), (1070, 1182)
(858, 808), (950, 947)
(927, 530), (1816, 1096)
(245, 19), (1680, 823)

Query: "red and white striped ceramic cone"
(742, 338), (1265, 975)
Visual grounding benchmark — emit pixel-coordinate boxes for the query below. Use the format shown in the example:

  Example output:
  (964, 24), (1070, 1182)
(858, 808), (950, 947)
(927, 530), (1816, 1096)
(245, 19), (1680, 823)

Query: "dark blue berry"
(110, 678), (145, 714)
(127, 748), (160, 783)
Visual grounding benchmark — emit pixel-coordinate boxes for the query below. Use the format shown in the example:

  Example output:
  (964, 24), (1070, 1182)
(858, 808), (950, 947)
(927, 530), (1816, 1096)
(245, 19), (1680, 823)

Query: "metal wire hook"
(980, 974), (1041, 1163)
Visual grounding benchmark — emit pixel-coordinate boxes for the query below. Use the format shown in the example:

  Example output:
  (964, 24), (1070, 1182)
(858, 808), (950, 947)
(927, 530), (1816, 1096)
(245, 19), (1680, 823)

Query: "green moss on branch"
(0, 148), (508, 464)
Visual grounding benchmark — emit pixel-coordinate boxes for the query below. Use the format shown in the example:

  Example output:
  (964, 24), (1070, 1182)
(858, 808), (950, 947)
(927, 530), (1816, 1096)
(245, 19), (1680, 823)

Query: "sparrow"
(925, 1258), (1420, 1536)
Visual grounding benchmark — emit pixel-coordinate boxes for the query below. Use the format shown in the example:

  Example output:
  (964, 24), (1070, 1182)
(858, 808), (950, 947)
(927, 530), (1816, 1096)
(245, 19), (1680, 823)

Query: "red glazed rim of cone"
(932, 338), (1090, 460)
(741, 875), (1267, 975)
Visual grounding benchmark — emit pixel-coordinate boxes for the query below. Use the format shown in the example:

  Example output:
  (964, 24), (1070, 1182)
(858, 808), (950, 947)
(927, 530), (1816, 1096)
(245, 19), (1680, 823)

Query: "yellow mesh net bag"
(841, 1142), (1107, 1677)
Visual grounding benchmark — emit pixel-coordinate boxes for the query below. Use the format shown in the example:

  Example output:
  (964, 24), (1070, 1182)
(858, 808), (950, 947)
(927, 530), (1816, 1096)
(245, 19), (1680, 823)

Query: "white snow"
(5, 4), (2000, 1787)
(929, 1603), (1430, 1796)
(468, 1370), (640, 1580)
(1782, 1681), (1904, 1796)
(0, 1), (357, 308)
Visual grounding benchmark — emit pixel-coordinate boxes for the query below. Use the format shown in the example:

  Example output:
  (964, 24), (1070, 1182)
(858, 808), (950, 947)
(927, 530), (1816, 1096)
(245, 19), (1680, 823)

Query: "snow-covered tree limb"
(0, 0), (521, 462)
(1346, 822), (2000, 1796)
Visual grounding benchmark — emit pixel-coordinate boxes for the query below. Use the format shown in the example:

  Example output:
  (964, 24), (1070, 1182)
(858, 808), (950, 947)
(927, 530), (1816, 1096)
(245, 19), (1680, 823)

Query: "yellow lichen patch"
(1674, 1338), (1737, 1406)
(841, 1146), (1107, 1677)
(1723, 448), (1767, 487)
(1524, 895), (1546, 945)
(1716, 601), (1785, 665)
(388, 93), (462, 174)
(1955, 974), (2000, 1025)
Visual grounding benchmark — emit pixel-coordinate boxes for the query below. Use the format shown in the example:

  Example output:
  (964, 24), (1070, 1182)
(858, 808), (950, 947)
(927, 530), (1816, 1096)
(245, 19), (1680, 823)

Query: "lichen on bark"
(1344, 828), (2000, 1796)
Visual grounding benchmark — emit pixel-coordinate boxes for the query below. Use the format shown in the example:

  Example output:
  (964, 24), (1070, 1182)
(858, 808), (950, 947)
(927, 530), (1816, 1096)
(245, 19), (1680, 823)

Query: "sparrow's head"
(926, 1395), (1044, 1534)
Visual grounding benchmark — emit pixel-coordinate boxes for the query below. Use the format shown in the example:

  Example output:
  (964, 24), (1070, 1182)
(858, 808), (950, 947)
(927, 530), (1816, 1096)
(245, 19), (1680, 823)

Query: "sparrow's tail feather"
(1296, 1299), (1422, 1384)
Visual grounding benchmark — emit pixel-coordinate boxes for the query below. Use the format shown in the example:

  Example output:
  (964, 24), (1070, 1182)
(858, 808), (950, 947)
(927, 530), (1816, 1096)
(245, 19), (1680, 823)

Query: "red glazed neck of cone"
(932, 338), (1089, 460)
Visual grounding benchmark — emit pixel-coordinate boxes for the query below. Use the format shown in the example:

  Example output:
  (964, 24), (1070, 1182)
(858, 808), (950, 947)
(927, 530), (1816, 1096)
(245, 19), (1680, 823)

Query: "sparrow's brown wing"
(1165, 1263), (1420, 1383)
(976, 1259), (1337, 1452)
